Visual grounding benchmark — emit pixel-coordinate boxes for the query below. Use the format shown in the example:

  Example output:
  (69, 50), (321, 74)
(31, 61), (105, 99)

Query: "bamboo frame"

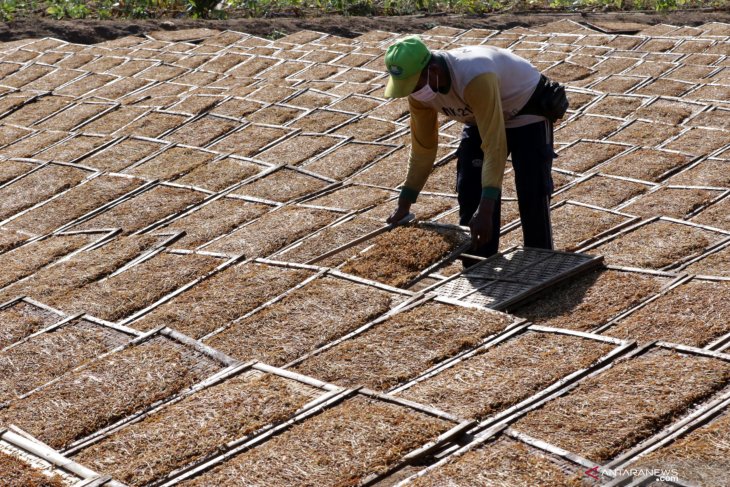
(503, 341), (730, 470)
(116, 252), (245, 327)
(580, 215), (730, 271)
(66, 361), (346, 486)
(158, 386), (470, 487)
(391, 324), (634, 432)
(505, 199), (641, 251)
(393, 423), (614, 486)
(39, 326), (238, 455)
(0, 428), (120, 486)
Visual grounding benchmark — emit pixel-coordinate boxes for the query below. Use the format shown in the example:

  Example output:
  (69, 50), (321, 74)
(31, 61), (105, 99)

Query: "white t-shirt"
(414, 45), (544, 128)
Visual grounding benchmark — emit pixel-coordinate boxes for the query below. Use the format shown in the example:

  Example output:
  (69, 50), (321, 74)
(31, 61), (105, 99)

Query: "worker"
(384, 35), (568, 260)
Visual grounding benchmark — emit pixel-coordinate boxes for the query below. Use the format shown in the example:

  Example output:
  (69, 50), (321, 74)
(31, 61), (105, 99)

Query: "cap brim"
(384, 72), (421, 99)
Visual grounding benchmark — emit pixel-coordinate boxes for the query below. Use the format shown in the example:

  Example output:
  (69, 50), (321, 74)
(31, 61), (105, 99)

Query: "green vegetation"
(0, 0), (725, 20)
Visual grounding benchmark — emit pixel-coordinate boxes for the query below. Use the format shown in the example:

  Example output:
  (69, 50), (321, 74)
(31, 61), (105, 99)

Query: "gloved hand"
(469, 198), (495, 250)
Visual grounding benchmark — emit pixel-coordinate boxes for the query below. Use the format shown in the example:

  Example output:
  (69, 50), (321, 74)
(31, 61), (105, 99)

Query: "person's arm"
(461, 72), (508, 248)
(387, 96), (438, 223)
(401, 96), (439, 203)
(463, 72), (508, 200)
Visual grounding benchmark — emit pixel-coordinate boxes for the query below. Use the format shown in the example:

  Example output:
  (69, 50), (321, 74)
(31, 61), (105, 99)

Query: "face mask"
(411, 68), (438, 103)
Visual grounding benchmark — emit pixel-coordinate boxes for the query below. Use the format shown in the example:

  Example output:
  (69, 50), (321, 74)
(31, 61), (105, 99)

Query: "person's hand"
(387, 199), (412, 224)
(469, 199), (495, 250)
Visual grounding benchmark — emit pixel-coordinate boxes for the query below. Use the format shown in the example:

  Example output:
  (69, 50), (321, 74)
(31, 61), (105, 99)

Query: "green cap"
(384, 35), (432, 99)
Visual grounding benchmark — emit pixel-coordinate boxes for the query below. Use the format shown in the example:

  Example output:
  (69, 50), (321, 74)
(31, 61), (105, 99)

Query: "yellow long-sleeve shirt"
(400, 46), (543, 203)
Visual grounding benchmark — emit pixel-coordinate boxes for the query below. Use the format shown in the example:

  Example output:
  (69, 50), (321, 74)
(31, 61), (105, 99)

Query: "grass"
(0, 450), (66, 487)
(73, 370), (322, 486)
(514, 349), (730, 463)
(184, 395), (451, 487)
(0, 336), (223, 450)
(0, 0), (723, 21)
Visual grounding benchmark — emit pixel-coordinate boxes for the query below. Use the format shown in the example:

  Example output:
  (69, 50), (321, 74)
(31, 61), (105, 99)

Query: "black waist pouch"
(517, 75), (569, 123)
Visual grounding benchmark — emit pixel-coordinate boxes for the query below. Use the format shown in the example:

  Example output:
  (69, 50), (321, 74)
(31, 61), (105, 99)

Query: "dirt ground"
(2, 10), (729, 44)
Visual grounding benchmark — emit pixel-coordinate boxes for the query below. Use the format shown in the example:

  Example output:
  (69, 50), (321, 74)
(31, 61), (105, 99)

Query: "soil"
(275, 215), (384, 265)
(132, 262), (312, 338)
(158, 198), (270, 249)
(126, 145), (216, 181)
(293, 301), (512, 391)
(593, 219), (721, 269)
(620, 187), (722, 220)
(514, 349), (730, 463)
(668, 160), (730, 188)
(208, 124), (292, 158)
(80, 137), (168, 172)
(554, 141), (627, 173)
(6, 175), (145, 236)
(0, 235), (159, 305)
(0, 450), (66, 487)
(74, 185), (207, 235)
(302, 142), (394, 181)
(411, 438), (585, 487)
(50, 252), (219, 321)
(399, 331), (614, 421)
(0, 301), (63, 349)
(607, 280), (730, 347)
(0, 235), (94, 289)
(205, 276), (396, 366)
(340, 225), (466, 287)
(1, 12), (728, 46)
(182, 395), (450, 487)
(204, 206), (339, 257)
(307, 185), (393, 211)
(684, 245), (730, 277)
(554, 175), (650, 209)
(0, 335), (223, 450)
(0, 318), (130, 403)
(631, 409), (730, 487)
(512, 268), (667, 332)
(234, 168), (330, 203)
(73, 370), (321, 487)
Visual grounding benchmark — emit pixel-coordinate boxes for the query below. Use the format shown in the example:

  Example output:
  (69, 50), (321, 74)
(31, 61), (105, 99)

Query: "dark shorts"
(456, 120), (555, 257)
